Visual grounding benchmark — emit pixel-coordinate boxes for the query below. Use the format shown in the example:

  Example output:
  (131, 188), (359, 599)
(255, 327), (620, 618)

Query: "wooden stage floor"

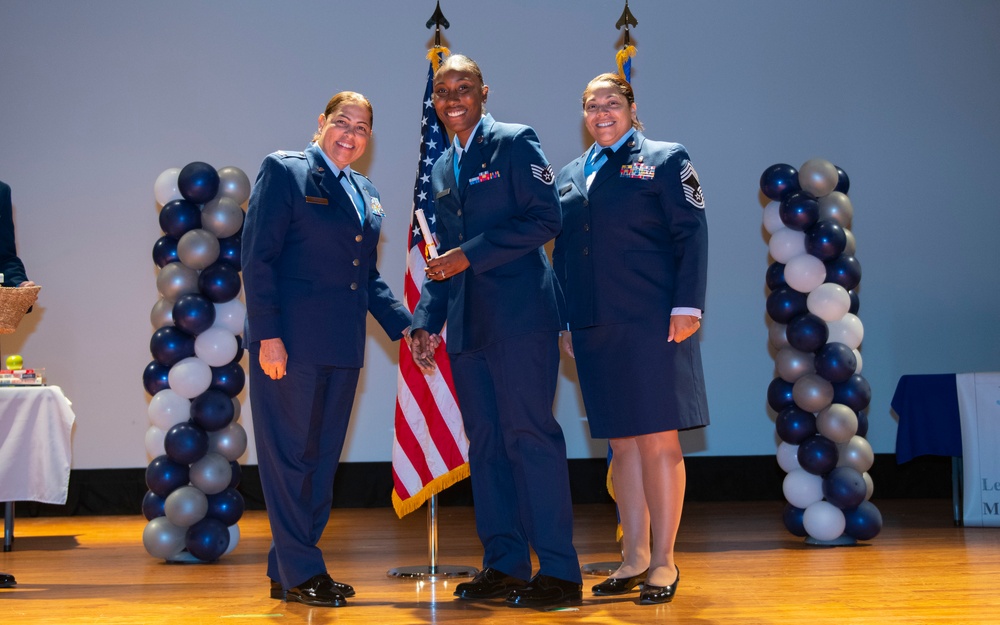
(1, 500), (997, 624)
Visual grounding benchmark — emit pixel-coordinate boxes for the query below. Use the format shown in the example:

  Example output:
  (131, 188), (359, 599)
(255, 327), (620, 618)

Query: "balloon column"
(143, 162), (251, 562)
(761, 159), (882, 543)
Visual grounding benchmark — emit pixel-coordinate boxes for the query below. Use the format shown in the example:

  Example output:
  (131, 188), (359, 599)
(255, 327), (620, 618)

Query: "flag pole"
(387, 3), (476, 579)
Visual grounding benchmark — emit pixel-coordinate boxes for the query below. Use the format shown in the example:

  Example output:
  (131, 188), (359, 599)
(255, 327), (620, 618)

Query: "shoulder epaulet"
(274, 150), (306, 159)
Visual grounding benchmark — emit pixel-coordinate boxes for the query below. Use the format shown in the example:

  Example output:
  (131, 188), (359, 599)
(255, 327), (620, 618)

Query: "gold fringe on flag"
(615, 44), (636, 82)
(392, 461), (470, 519)
(427, 45), (451, 72)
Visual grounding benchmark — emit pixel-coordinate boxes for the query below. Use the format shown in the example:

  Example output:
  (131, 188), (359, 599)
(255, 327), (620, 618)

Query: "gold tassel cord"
(616, 44), (636, 82)
(427, 45), (451, 72)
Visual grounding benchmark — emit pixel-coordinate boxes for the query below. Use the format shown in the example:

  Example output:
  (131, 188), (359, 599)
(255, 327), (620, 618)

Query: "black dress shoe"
(285, 574), (347, 607)
(271, 577), (354, 599)
(592, 570), (647, 595)
(639, 566), (679, 605)
(505, 574), (583, 608)
(454, 567), (527, 599)
(0, 573), (15, 588)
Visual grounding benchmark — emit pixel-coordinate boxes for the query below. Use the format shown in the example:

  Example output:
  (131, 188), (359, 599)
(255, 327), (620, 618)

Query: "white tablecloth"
(0, 385), (75, 504)
(957, 372), (1000, 527)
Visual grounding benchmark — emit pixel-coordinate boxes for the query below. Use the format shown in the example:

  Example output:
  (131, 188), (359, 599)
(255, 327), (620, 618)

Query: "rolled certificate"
(414, 208), (439, 259)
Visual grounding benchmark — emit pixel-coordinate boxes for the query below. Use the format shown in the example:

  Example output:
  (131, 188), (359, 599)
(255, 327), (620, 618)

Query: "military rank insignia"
(469, 170), (501, 185)
(621, 163), (656, 180)
(679, 162), (705, 209)
(371, 197), (385, 216)
(530, 163), (555, 185)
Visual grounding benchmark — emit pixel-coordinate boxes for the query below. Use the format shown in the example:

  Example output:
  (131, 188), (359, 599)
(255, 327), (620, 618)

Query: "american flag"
(391, 56), (469, 518)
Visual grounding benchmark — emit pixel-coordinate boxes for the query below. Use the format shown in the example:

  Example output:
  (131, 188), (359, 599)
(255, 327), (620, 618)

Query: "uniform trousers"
(450, 331), (582, 584)
(249, 350), (360, 589)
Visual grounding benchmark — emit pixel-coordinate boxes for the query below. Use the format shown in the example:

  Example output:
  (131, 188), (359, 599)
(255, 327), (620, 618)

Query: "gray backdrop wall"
(2, 0), (997, 470)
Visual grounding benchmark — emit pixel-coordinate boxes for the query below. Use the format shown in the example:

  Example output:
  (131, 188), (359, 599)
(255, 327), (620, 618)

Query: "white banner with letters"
(957, 372), (1000, 527)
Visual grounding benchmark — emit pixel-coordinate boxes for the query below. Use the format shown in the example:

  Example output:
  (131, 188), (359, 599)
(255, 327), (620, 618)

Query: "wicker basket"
(0, 285), (40, 334)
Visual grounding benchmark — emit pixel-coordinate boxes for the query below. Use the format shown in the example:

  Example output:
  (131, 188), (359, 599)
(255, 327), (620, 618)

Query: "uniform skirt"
(572, 321), (710, 439)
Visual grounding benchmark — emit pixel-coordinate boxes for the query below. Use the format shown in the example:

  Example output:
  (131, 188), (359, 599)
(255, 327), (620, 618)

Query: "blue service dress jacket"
(242, 144), (411, 363)
(411, 114), (563, 351)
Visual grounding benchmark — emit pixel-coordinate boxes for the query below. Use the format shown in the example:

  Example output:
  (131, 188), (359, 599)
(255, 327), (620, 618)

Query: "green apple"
(5, 354), (23, 370)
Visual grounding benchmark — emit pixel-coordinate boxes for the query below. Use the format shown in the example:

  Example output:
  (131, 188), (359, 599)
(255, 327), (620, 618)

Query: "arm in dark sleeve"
(660, 147), (708, 311)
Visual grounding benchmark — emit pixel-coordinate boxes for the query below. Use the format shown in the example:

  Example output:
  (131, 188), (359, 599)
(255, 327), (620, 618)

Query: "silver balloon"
(816, 403), (858, 443)
(156, 262), (200, 300)
(164, 485), (209, 528)
(177, 228), (220, 270)
(150, 297), (175, 329)
(190, 452), (233, 495)
(768, 320), (789, 350)
(817, 191), (853, 228)
(201, 197), (244, 239)
(223, 523), (241, 556)
(142, 517), (187, 559)
(843, 228), (857, 256)
(231, 397), (241, 422)
(792, 373), (834, 412)
(776, 347), (816, 383)
(798, 159), (839, 197)
(217, 166), (252, 206)
(208, 422), (248, 461)
(863, 471), (874, 500)
(837, 435), (875, 472)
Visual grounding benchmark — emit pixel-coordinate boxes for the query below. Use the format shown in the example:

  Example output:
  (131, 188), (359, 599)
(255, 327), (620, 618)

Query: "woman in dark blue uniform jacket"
(242, 92), (411, 608)
(553, 73), (709, 605)
(410, 55), (582, 609)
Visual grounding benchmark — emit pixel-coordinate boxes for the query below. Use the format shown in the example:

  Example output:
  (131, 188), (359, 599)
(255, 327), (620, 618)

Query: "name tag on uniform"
(305, 196), (329, 205)
(620, 163), (656, 180)
(435, 188), (451, 199)
(469, 171), (501, 186)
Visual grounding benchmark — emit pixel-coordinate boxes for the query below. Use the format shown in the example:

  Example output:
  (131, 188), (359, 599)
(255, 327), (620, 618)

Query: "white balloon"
(763, 201), (785, 235)
(776, 442), (801, 473)
(168, 357), (213, 399)
(807, 283), (851, 322)
(154, 167), (183, 206)
(195, 327), (239, 367)
(827, 313), (864, 349)
(768, 228), (807, 264)
(863, 472), (874, 501)
(783, 469), (824, 508)
(213, 299), (246, 335)
(145, 425), (167, 458)
(784, 254), (827, 294)
(148, 389), (192, 430)
(853, 349), (863, 374)
(223, 523), (241, 556)
(803, 500), (846, 541)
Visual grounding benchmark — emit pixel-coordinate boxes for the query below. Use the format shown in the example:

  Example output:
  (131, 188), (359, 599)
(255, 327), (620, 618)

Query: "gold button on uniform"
(350, 282), (358, 291)
(352, 259), (360, 266)
(355, 234), (363, 242)
(582, 247), (589, 255)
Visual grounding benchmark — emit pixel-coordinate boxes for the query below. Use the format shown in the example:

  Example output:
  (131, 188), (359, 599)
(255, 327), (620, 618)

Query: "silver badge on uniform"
(680, 162), (705, 209)
(530, 163), (555, 185)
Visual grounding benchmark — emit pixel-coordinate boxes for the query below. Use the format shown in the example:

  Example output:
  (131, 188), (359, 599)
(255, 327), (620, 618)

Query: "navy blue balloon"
(804, 220), (847, 261)
(217, 234), (242, 269)
(778, 191), (819, 232)
(185, 517), (230, 562)
(143, 360), (171, 396)
(765, 262), (787, 291)
(825, 254), (862, 290)
(776, 406), (817, 444)
(152, 236), (180, 267)
(164, 422), (209, 465)
(782, 503), (808, 537)
(178, 161), (220, 205)
(766, 287), (808, 324)
(760, 163), (800, 201)
(172, 293), (216, 336)
(823, 466), (867, 509)
(145, 455), (190, 498)
(198, 261), (242, 303)
(210, 361), (246, 397)
(797, 434), (839, 476)
(206, 488), (245, 526)
(767, 377), (796, 412)
(856, 410), (869, 437)
(786, 313), (829, 353)
(834, 166), (850, 194)
(191, 389), (235, 432)
(844, 501), (882, 540)
(848, 289), (860, 315)
(815, 342), (858, 383)
(832, 374), (872, 413)
(229, 335), (245, 365)
(142, 490), (166, 521)
(159, 199), (201, 238)
(228, 461), (242, 489)
(149, 326), (195, 367)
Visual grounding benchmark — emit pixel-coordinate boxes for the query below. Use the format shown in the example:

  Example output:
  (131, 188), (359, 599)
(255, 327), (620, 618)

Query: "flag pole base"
(387, 564), (478, 580)
(581, 561), (621, 576)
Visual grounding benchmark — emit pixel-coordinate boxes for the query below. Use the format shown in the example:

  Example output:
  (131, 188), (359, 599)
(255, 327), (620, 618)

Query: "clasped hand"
(424, 248), (470, 281)
(409, 329), (442, 374)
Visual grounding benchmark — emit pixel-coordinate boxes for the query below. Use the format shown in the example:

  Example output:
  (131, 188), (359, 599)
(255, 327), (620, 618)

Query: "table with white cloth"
(893, 372), (1000, 527)
(0, 385), (76, 550)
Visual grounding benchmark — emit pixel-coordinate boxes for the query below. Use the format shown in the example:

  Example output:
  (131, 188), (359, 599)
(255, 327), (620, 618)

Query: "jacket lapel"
(306, 145), (356, 217)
